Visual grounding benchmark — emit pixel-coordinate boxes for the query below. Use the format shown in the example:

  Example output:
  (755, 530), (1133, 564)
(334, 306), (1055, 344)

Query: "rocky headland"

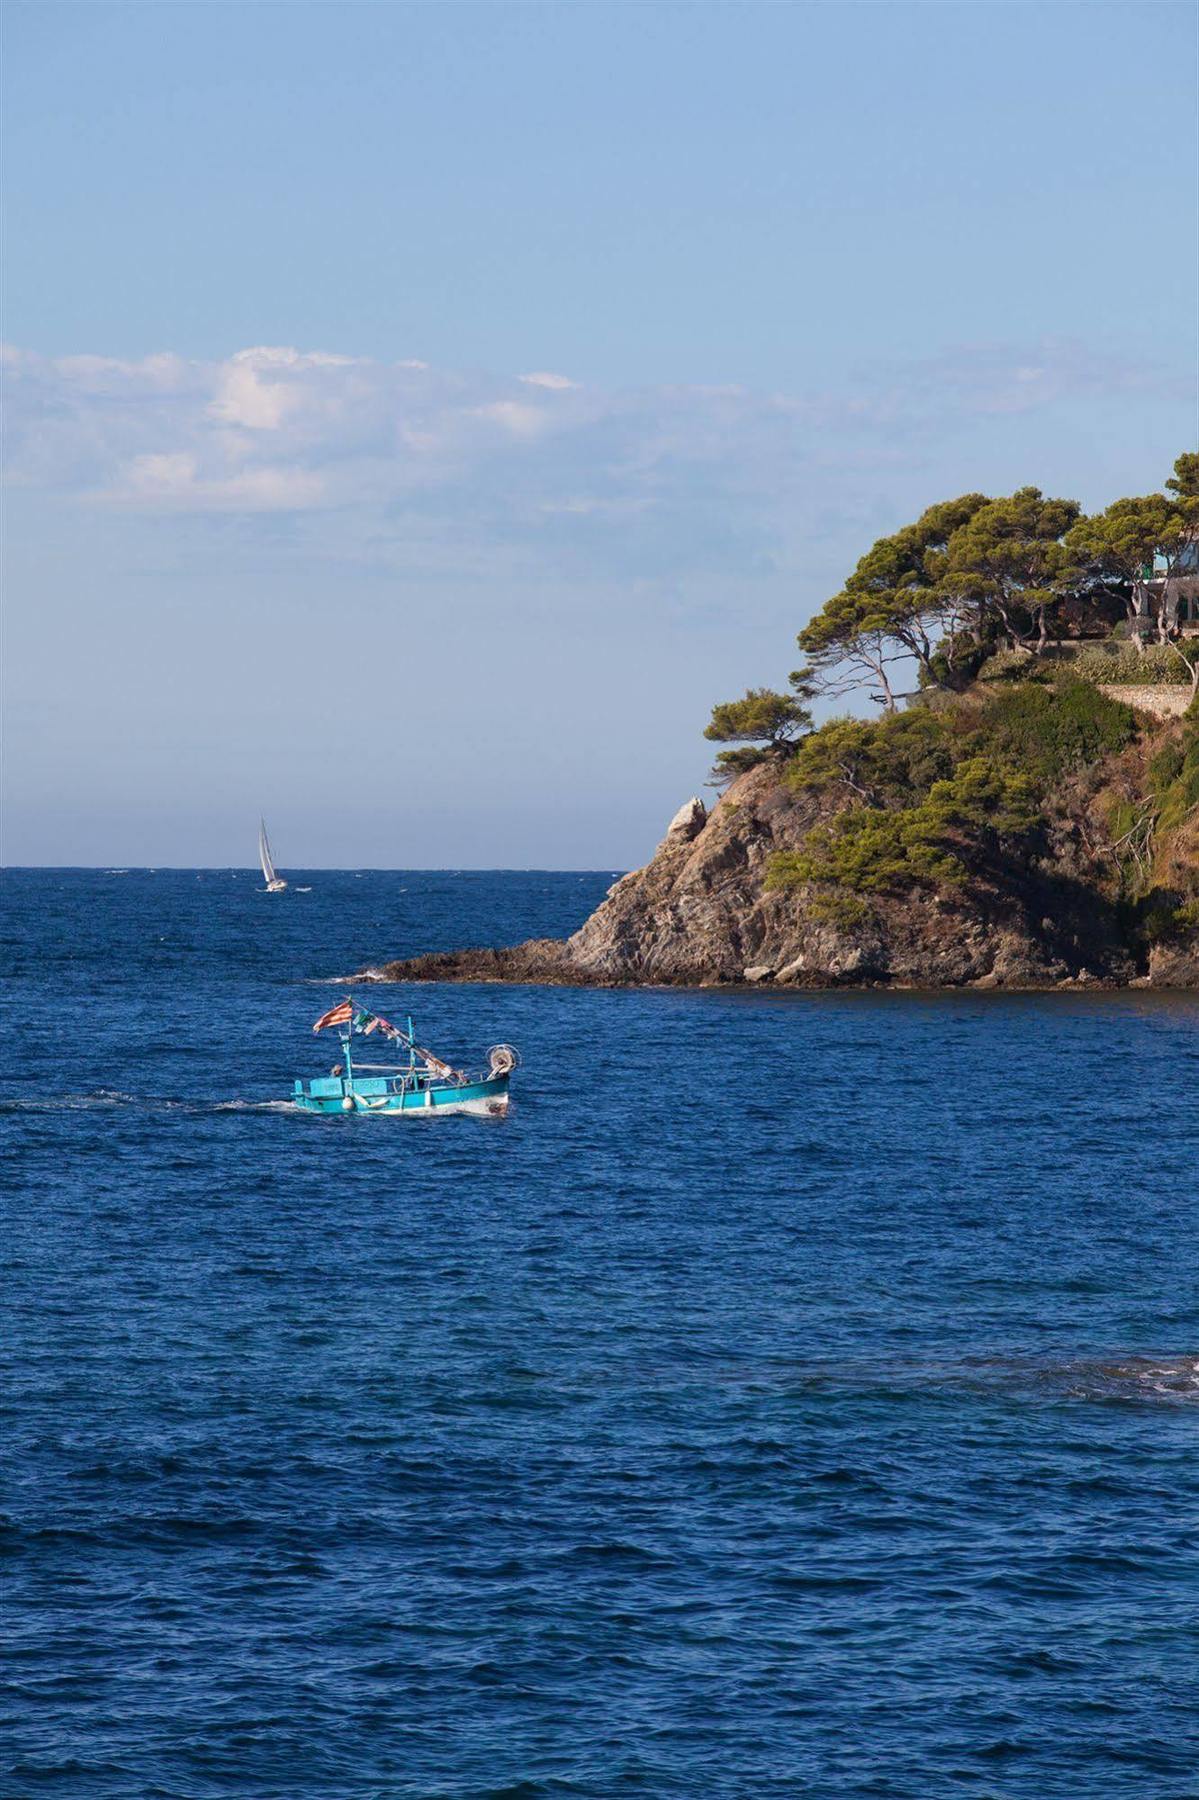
(371, 689), (1199, 992)
(370, 455), (1199, 993)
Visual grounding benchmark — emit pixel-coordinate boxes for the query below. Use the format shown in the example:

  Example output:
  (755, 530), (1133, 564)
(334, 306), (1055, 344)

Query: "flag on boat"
(311, 997), (461, 1077)
(312, 1000), (354, 1033)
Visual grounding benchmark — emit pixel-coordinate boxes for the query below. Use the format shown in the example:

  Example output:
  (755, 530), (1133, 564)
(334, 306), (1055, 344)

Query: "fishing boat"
(258, 818), (288, 892)
(293, 998), (518, 1117)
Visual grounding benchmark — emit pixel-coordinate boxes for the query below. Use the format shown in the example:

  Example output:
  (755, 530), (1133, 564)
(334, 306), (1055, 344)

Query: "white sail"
(259, 819), (287, 889)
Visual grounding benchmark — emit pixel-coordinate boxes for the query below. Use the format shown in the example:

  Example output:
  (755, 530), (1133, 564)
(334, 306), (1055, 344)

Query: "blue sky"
(3, 0), (1195, 866)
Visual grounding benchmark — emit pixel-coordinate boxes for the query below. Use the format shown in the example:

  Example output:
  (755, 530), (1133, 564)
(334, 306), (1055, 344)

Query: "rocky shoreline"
(367, 763), (1199, 992)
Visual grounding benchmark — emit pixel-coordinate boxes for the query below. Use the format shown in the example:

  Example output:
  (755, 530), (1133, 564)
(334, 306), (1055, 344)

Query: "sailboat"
(258, 818), (288, 892)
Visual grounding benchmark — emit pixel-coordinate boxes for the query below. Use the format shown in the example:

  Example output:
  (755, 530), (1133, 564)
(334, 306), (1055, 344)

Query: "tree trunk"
(1126, 595), (1146, 654)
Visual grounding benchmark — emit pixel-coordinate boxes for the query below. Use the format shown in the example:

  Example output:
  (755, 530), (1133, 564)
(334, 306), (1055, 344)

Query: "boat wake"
(0, 1091), (298, 1117)
(212, 1098), (303, 1113)
(0, 1089), (139, 1112)
(1, 1088), (497, 1119)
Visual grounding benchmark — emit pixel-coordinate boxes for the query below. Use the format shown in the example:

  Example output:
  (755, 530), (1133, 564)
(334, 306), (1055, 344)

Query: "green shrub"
(1148, 738), (1185, 794)
(787, 707), (955, 806)
(789, 677), (1135, 809)
(770, 756), (1040, 897)
(978, 641), (1199, 688)
(976, 647), (1036, 683)
(770, 806), (963, 894)
(920, 756), (1041, 836)
(1071, 642), (1197, 686)
(1153, 712), (1199, 834)
(708, 745), (769, 783)
(1140, 891), (1199, 944)
(979, 678), (1136, 783)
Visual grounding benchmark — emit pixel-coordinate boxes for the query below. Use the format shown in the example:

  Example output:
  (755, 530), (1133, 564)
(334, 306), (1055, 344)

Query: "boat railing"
(295, 1061), (496, 1100)
(353, 1062), (477, 1085)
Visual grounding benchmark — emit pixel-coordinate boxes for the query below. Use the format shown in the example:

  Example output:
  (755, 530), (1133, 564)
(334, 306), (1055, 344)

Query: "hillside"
(373, 677), (1199, 991)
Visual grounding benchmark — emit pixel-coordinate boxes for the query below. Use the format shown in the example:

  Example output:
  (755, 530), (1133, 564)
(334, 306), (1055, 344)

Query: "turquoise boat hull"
(293, 1071), (510, 1117)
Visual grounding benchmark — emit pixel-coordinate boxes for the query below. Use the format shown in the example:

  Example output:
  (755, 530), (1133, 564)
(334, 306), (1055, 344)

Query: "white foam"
(306, 968), (393, 985)
(211, 1098), (299, 1113)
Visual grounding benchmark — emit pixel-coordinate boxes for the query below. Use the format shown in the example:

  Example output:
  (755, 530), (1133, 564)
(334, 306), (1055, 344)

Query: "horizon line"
(1, 863), (627, 874)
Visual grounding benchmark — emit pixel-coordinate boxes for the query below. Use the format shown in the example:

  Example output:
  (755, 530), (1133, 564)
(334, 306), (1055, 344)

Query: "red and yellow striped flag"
(312, 1000), (353, 1033)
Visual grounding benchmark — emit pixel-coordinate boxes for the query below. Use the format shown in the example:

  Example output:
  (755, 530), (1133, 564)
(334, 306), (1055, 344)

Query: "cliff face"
(557, 769), (1126, 987)
(1146, 799), (1199, 988)
(374, 737), (1199, 989)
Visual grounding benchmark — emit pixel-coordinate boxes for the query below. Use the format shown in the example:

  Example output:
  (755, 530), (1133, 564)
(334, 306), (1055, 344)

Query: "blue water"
(2, 869), (1197, 1799)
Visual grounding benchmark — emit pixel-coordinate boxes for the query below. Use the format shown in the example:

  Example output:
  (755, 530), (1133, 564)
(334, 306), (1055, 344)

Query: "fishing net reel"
(487, 1044), (521, 1077)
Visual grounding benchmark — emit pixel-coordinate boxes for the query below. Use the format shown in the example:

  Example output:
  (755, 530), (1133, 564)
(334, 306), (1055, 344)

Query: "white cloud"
(470, 399), (555, 438)
(519, 371), (577, 390)
(51, 351), (190, 392)
(862, 337), (1169, 421)
(209, 362), (297, 430)
(207, 344), (367, 430)
(1, 336), (1177, 581)
(230, 345), (357, 369)
(119, 451), (325, 510)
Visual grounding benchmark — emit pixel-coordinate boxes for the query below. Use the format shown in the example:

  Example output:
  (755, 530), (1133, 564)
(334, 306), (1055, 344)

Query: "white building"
(1132, 537), (1199, 636)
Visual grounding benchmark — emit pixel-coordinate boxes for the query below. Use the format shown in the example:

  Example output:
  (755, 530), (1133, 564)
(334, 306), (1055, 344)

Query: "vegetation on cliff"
(767, 678), (1145, 924)
(702, 680), (814, 781)
(707, 452), (1199, 966)
(767, 680), (1121, 897)
(377, 454), (1199, 991)
(1140, 708), (1199, 943)
(706, 452), (1199, 767)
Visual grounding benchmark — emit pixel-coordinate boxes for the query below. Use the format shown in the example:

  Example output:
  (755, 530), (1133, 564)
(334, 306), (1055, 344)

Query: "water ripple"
(2, 871), (1198, 1799)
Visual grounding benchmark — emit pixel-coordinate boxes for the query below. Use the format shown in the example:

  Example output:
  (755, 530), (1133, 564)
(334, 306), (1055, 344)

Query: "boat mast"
(259, 818), (277, 886)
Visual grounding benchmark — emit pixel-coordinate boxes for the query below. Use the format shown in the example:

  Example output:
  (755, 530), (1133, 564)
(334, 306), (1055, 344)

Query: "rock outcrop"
(373, 749), (1198, 989)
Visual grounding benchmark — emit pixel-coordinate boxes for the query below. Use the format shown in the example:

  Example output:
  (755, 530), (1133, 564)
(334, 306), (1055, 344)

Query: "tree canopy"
(1066, 493), (1178, 585)
(785, 455), (1193, 711)
(1065, 454), (1198, 642)
(703, 679), (814, 782)
(940, 487), (1080, 654)
(1167, 451), (1199, 515)
(797, 493), (989, 706)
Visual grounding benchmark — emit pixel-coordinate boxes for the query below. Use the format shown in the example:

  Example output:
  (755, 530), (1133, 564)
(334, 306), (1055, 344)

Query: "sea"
(2, 868), (1197, 1800)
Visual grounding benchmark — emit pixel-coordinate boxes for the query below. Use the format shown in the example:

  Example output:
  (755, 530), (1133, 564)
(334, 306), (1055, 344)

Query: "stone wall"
(1104, 685), (1194, 719)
